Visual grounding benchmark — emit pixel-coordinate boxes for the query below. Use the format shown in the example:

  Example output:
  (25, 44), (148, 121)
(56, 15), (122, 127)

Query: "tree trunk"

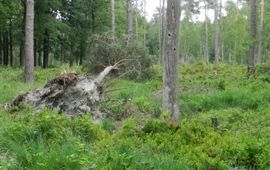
(79, 37), (86, 65)
(20, 0), (26, 67)
(38, 43), (42, 66)
(3, 33), (9, 66)
(43, 28), (49, 69)
(143, 0), (146, 46)
(160, 0), (166, 64)
(214, 0), (220, 64)
(111, 0), (115, 36)
(163, 0), (180, 124)
(257, 0), (264, 63)
(24, 0), (35, 84)
(247, 0), (257, 73)
(135, 0), (139, 40)
(204, 0), (209, 62)
(0, 31), (3, 65)
(219, 0), (223, 62)
(34, 38), (37, 66)
(126, 0), (133, 37)
(69, 43), (74, 67)
(9, 21), (13, 66)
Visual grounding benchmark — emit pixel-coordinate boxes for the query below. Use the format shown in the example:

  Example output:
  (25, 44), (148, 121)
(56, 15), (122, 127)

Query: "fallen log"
(13, 64), (120, 121)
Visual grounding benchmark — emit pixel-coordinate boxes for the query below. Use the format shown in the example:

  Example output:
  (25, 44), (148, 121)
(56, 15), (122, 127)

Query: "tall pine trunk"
(34, 38), (37, 66)
(257, 0), (264, 63)
(143, 0), (146, 46)
(9, 22), (13, 66)
(135, 0), (138, 40)
(214, 0), (220, 64)
(247, 0), (257, 73)
(38, 43), (42, 66)
(204, 0), (209, 62)
(111, 0), (115, 36)
(163, 0), (180, 124)
(3, 32), (9, 66)
(24, 0), (34, 84)
(20, 0), (26, 67)
(43, 28), (49, 68)
(0, 31), (3, 65)
(160, 0), (166, 64)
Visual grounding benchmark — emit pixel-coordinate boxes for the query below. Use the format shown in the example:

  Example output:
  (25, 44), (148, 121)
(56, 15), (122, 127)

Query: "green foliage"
(2, 64), (270, 169)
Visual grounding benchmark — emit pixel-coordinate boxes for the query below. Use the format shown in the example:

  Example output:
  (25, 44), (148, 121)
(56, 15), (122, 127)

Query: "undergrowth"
(1, 63), (270, 169)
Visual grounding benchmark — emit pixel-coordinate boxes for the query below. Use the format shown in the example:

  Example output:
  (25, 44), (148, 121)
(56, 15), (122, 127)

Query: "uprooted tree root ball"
(12, 65), (120, 122)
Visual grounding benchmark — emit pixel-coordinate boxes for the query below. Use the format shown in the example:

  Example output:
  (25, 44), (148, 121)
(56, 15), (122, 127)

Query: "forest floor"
(1, 63), (270, 169)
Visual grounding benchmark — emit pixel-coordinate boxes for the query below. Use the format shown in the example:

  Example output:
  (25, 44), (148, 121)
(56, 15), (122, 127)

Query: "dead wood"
(13, 65), (121, 121)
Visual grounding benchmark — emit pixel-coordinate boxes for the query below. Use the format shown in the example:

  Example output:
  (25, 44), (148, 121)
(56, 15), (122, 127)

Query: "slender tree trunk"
(34, 38), (37, 66)
(3, 33), (9, 66)
(219, 0), (223, 62)
(9, 21), (13, 66)
(163, 0), (180, 124)
(160, 0), (166, 64)
(69, 41), (74, 67)
(229, 48), (232, 63)
(247, 0), (257, 73)
(214, 0), (220, 64)
(204, 0), (209, 62)
(60, 41), (63, 64)
(79, 37), (86, 65)
(221, 41), (224, 62)
(111, 0), (115, 36)
(0, 31), (3, 65)
(20, 0), (26, 67)
(38, 43), (42, 66)
(257, 0), (264, 63)
(43, 28), (49, 68)
(159, 0), (162, 63)
(126, 0), (133, 37)
(143, 0), (146, 46)
(135, 0), (139, 40)
(24, 0), (34, 84)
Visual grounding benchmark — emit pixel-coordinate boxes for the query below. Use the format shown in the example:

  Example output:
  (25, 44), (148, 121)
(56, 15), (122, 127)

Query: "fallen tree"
(12, 63), (122, 121)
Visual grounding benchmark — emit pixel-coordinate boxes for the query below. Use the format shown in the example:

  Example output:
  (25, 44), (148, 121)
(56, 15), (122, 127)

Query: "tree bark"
(69, 42), (74, 67)
(214, 0), (220, 64)
(34, 38), (37, 66)
(143, 0), (146, 46)
(43, 28), (49, 68)
(0, 31), (3, 65)
(79, 37), (86, 65)
(20, 0), (26, 67)
(135, 0), (139, 40)
(257, 0), (264, 63)
(247, 0), (257, 73)
(111, 0), (115, 36)
(126, 0), (133, 37)
(204, 0), (209, 62)
(160, 0), (166, 64)
(3, 32), (9, 66)
(24, 0), (35, 84)
(9, 21), (13, 66)
(38, 43), (42, 67)
(163, 0), (180, 124)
